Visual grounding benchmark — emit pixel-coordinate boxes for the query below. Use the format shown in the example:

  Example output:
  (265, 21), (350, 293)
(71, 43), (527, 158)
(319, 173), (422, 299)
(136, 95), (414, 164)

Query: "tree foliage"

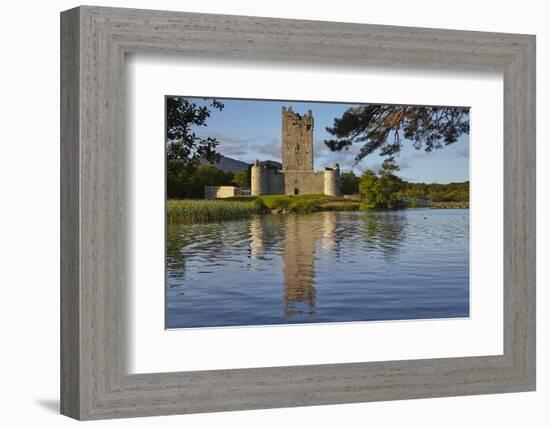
(325, 105), (469, 164)
(359, 160), (406, 210)
(167, 161), (235, 199)
(166, 97), (224, 164)
(340, 171), (360, 195)
(233, 168), (251, 189)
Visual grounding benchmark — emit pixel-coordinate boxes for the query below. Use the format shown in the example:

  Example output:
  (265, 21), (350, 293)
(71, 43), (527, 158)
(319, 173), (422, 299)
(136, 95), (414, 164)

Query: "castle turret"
(323, 163), (340, 197)
(251, 160), (268, 196)
(251, 160), (261, 196)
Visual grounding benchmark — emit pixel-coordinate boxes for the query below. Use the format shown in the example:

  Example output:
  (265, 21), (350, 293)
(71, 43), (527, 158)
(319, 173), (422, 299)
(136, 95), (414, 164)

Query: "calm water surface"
(166, 209), (469, 328)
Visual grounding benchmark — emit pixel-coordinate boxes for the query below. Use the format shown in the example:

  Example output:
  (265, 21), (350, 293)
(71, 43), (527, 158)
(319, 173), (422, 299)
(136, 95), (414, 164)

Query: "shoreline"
(167, 197), (469, 224)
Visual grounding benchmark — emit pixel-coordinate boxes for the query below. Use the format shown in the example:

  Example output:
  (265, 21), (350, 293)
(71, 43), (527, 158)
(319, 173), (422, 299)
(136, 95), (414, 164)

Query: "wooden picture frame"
(60, 5), (536, 420)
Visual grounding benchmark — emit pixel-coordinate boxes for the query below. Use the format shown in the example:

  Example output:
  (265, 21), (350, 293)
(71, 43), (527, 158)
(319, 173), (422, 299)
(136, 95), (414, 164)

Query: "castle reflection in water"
(248, 211), (410, 317)
(249, 213), (341, 316)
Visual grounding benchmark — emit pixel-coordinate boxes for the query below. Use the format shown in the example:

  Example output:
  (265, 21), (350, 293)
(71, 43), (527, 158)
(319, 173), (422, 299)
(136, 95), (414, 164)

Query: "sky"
(178, 97), (469, 184)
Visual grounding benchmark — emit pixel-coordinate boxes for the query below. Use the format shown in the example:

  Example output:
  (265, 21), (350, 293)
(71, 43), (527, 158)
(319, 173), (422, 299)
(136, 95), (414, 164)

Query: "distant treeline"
(403, 181), (469, 203)
(167, 160), (249, 199)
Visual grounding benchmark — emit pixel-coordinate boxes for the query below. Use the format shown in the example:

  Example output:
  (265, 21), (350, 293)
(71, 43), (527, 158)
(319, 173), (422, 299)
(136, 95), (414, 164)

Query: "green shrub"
(320, 202), (360, 211)
(271, 197), (291, 211)
(290, 199), (320, 214)
(253, 198), (268, 213)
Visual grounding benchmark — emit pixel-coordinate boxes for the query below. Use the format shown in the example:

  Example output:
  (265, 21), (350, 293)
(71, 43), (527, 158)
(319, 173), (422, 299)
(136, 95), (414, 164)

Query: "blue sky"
(180, 97), (469, 184)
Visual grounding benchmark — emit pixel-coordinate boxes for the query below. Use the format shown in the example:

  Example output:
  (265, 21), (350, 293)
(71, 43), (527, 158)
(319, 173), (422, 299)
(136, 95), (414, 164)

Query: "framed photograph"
(61, 6), (536, 420)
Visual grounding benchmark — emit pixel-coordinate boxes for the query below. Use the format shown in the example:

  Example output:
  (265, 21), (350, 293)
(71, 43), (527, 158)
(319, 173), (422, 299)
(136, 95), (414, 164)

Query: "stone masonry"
(251, 107), (340, 197)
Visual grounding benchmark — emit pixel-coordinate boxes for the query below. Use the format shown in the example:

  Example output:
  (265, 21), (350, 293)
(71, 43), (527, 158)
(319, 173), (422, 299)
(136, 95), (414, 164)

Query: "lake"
(166, 209), (469, 328)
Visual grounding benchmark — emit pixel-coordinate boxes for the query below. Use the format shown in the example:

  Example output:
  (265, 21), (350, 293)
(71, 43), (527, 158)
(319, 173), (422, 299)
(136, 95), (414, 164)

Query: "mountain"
(200, 155), (250, 173)
(200, 155), (283, 173)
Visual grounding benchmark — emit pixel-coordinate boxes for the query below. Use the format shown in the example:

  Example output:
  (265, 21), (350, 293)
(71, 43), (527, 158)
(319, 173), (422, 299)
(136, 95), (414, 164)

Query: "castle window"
(294, 188), (299, 195)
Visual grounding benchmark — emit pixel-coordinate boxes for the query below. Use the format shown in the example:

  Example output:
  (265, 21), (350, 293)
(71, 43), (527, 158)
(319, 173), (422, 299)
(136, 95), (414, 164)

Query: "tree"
(325, 105), (469, 164)
(233, 167), (250, 189)
(166, 160), (198, 199)
(377, 172), (406, 209)
(166, 97), (224, 165)
(192, 163), (232, 187)
(358, 170), (381, 209)
(358, 159), (406, 209)
(340, 171), (360, 195)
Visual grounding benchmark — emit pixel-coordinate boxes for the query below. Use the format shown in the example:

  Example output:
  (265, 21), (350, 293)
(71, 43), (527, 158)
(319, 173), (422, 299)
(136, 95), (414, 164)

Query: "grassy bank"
(230, 194), (361, 214)
(166, 195), (466, 224)
(167, 195), (361, 223)
(167, 199), (262, 224)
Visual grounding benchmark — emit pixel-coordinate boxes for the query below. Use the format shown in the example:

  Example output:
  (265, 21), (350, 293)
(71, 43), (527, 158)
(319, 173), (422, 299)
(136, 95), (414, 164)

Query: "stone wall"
(251, 163), (285, 196)
(283, 171), (325, 195)
(204, 186), (241, 199)
(267, 169), (285, 194)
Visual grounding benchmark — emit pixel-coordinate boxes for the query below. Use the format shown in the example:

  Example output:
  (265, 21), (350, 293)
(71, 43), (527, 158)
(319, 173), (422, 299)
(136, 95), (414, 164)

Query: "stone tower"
(281, 107), (314, 171)
(251, 160), (267, 196)
(323, 163), (341, 197)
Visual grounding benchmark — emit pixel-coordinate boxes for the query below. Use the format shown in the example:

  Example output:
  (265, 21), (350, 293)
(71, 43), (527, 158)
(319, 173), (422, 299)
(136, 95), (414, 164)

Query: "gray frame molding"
(61, 5), (536, 420)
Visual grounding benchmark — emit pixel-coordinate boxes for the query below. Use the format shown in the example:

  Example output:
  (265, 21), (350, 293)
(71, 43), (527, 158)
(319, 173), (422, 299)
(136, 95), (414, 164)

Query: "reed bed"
(167, 199), (262, 224)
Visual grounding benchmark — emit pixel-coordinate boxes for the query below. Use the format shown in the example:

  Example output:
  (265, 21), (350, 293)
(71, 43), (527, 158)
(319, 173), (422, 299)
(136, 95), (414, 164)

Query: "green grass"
(167, 199), (262, 224)
(167, 195), (362, 223)
(228, 194), (360, 213)
(320, 201), (361, 211)
(167, 195), (467, 224)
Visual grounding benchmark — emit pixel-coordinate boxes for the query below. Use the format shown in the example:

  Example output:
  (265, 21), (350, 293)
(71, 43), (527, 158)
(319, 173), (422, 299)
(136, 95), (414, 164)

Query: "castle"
(251, 107), (340, 197)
